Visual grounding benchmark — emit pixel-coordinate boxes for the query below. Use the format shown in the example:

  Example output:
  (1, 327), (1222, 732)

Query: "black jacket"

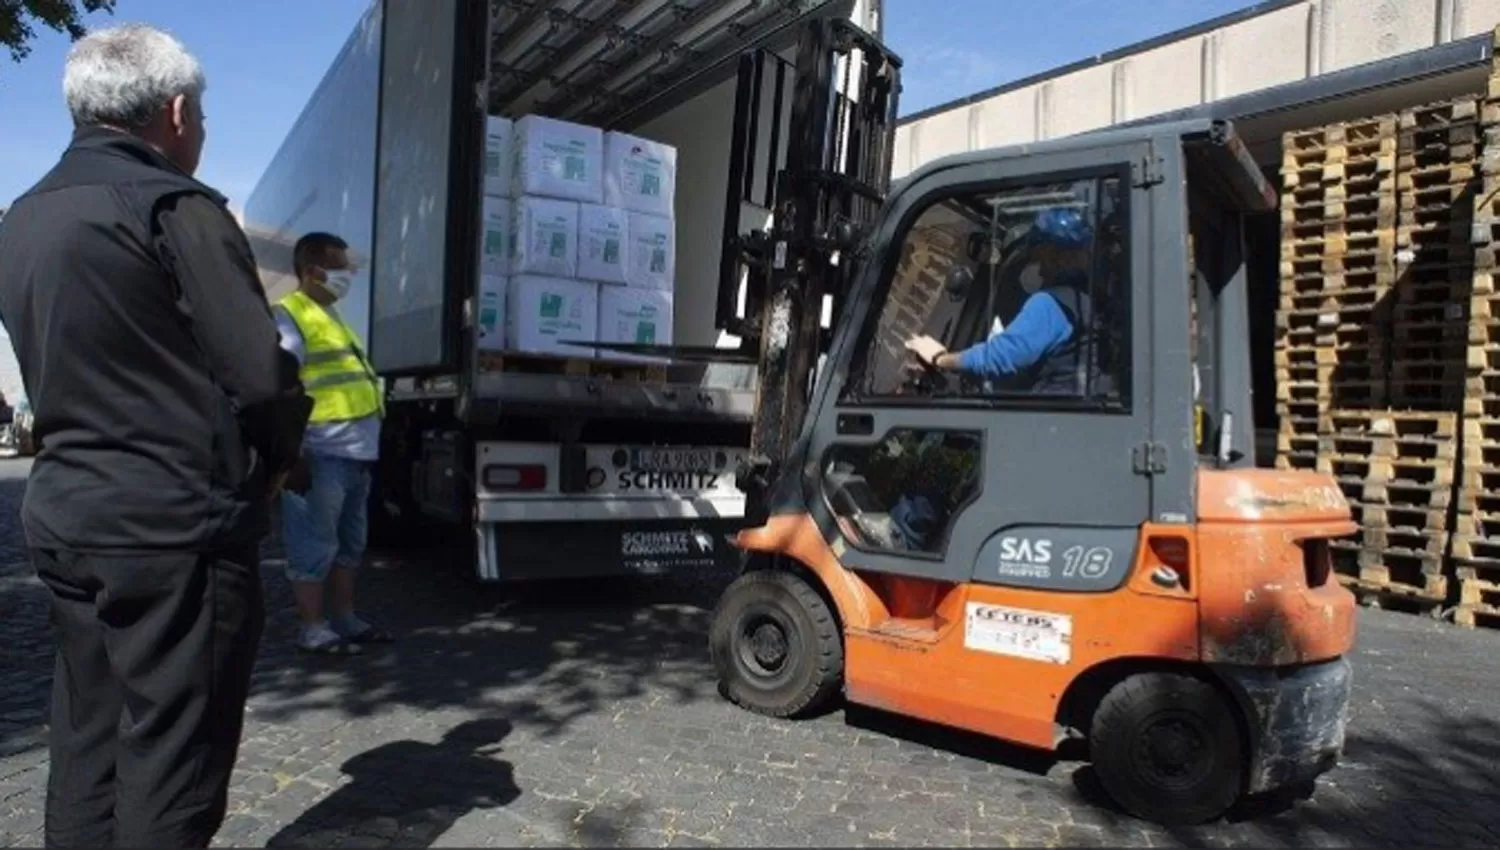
(0, 126), (309, 553)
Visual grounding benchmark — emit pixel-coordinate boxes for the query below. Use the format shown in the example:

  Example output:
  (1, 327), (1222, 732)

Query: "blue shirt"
(274, 304), (382, 462)
(955, 289), (1075, 379)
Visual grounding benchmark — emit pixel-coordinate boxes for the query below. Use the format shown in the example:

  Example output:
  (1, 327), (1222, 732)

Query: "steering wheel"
(901, 349), (952, 396)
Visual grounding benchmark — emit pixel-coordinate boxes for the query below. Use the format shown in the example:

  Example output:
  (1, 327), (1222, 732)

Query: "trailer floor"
(0, 460), (1496, 847)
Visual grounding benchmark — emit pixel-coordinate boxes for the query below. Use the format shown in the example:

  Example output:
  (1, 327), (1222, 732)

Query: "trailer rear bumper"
(475, 517), (750, 582)
(1213, 657), (1352, 795)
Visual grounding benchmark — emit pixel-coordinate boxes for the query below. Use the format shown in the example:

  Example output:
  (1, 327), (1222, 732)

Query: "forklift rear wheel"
(1089, 672), (1245, 825)
(709, 569), (843, 718)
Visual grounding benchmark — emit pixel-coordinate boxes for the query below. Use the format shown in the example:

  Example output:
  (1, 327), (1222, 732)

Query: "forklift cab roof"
(888, 118), (1277, 217)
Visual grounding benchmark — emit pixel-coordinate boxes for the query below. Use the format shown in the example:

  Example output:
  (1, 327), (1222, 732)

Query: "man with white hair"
(0, 23), (309, 848)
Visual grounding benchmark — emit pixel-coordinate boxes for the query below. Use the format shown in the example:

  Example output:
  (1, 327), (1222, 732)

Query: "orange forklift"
(705, 19), (1359, 826)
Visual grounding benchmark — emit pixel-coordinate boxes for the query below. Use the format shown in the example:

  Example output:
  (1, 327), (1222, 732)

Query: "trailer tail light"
(483, 464), (547, 491)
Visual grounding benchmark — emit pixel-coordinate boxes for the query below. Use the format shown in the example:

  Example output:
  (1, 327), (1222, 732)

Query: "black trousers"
(32, 546), (265, 849)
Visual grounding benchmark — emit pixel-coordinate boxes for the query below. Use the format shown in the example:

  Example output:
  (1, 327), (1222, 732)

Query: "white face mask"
(318, 269), (354, 301)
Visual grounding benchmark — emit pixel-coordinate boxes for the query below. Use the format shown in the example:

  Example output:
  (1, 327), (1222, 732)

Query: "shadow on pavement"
(265, 716), (521, 849)
(245, 535), (730, 739)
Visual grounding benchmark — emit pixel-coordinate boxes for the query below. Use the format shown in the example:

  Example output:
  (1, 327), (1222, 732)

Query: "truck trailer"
(243, 0), (895, 581)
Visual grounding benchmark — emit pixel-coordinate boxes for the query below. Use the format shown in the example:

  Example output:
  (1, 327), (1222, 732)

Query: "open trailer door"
(368, 0), (485, 375)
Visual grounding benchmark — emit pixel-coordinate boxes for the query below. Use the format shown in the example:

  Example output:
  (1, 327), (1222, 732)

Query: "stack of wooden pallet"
(1269, 26), (1500, 629)
(1449, 71), (1500, 629)
(1275, 117), (1398, 472)
(1275, 114), (1430, 600)
(1321, 408), (1456, 610)
(1392, 97), (1478, 413)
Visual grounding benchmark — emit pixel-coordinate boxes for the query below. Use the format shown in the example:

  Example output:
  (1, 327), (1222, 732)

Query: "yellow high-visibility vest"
(277, 290), (383, 423)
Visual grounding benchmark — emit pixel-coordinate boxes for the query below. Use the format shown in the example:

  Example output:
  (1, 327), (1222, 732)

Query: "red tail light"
(483, 464), (547, 491)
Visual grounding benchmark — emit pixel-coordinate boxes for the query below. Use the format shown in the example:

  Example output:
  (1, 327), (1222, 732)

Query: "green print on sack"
(479, 305), (497, 329)
(650, 248), (666, 273)
(634, 322), (656, 344)
(540, 293), (563, 319)
(640, 172), (660, 197)
(485, 150), (500, 177)
(603, 238), (620, 264)
(564, 155), (585, 181)
(548, 231), (567, 258)
(485, 230), (504, 256)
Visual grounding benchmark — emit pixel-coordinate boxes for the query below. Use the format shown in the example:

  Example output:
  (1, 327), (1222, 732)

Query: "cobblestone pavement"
(1, 459), (1499, 847)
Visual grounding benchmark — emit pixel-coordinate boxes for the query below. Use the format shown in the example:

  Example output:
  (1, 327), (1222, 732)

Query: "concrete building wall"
(893, 0), (1500, 177)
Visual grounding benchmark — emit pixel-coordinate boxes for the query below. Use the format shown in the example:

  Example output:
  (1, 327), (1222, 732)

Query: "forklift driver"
(904, 207), (1099, 395)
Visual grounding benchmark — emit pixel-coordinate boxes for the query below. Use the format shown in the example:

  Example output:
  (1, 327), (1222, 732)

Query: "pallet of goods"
(473, 113), (678, 379)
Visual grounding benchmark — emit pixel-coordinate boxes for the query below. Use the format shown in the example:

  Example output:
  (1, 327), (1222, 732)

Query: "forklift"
(707, 18), (1359, 826)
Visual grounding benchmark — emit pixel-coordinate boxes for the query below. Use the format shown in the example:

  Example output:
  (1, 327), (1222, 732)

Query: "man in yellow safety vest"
(274, 232), (392, 655)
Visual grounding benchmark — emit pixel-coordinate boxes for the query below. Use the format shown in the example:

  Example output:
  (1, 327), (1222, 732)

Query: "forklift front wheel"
(709, 569), (844, 719)
(1089, 672), (1245, 825)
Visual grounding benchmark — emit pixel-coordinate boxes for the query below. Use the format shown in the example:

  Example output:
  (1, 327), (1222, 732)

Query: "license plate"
(629, 447), (717, 472)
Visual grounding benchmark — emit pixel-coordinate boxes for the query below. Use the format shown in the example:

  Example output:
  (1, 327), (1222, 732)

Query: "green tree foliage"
(1, 0), (116, 63)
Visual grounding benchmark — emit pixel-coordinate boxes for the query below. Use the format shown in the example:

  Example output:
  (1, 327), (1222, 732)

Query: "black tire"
(709, 569), (843, 718)
(1088, 672), (1246, 825)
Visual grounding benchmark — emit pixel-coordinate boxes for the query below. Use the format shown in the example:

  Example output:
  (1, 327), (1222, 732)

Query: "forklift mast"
(718, 16), (902, 500)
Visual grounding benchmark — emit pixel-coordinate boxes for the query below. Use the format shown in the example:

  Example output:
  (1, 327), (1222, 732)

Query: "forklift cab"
(717, 118), (1359, 826)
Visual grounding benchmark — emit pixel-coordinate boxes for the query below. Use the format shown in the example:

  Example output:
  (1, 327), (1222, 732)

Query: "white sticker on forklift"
(963, 602), (1072, 665)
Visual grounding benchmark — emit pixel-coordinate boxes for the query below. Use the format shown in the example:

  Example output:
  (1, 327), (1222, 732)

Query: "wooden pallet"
(1461, 414), (1500, 445)
(1398, 103), (1480, 165)
(1401, 180), (1480, 211)
(1451, 533), (1500, 561)
(1397, 162), (1477, 193)
(1329, 549), (1449, 607)
(1318, 410), (1457, 459)
(1279, 228), (1397, 262)
(1326, 454), (1453, 486)
(1399, 143), (1480, 175)
(1457, 464), (1500, 512)
(1399, 121), (1480, 149)
(1454, 508), (1500, 540)
(1400, 97), (1480, 131)
(1336, 475), (1453, 509)
(1279, 247), (1396, 280)
(1390, 359), (1466, 384)
(1361, 503), (1450, 533)
(1283, 193), (1397, 225)
(1279, 285), (1390, 314)
(1454, 549), (1500, 628)
(1279, 266), (1393, 298)
(1454, 603), (1500, 628)
(1360, 525), (1450, 556)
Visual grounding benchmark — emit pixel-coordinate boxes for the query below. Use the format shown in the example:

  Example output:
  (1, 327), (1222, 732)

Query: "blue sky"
(0, 0), (1253, 211)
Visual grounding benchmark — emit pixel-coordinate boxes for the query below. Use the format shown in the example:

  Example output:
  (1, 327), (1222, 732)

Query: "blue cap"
(1027, 208), (1092, 248)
